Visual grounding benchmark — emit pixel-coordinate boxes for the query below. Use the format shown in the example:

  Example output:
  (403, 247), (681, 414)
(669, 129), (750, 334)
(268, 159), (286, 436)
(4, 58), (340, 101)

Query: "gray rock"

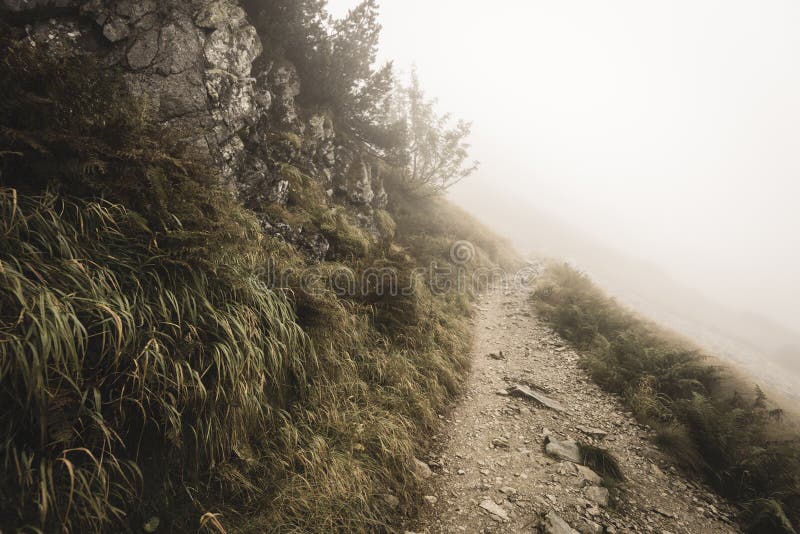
(158, 71), (207, 118)
(575, 464), (602, 485)
(205, 69), (256, 130)
(11, 0), (396, 261)
(491, 437), (510, 449)
(649, 462), (666, 478)
(499, 486), (517, 496)
(652, 507), (676, 518)
(577, 518), (604, 534)
(270, 64), (302, 129)
(2, 0), (76, 12)
(102, 16), (130, 42)
(194, 0), (246, 29)
(545, 437), (582, 464)
(127, 29), (159, 69)
(413, 458), (433, 479)
(479, 499), (509, 522)
(508, 384), (566, 412)
(543, 511), (579, 534)
(203, 24), (261, 78)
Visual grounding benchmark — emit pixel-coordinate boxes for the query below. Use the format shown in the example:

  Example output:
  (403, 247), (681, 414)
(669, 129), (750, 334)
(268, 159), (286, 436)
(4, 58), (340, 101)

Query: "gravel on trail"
(411, 285), (740, 534)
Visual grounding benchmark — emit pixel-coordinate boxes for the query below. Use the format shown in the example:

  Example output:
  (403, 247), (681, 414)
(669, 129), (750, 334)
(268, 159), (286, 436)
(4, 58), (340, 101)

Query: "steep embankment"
(0, 2), (516, 532)
(415, 278), (738, 534)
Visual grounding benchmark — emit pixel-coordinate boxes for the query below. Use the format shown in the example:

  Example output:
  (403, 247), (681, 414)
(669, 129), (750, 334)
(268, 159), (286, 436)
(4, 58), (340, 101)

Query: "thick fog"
(327, 1), (800, 385)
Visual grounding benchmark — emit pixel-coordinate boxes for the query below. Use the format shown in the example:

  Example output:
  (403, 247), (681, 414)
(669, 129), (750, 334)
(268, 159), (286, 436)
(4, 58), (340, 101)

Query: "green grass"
(532, 263), (800, 534)
(0, 189), (312, 532)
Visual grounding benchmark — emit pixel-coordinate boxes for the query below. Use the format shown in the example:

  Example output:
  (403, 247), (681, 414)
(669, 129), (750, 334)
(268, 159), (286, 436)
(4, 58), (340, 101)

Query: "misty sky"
(327, 0), (800, 333)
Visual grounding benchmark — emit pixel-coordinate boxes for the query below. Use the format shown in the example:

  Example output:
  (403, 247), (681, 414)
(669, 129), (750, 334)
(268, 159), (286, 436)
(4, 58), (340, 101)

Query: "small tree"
(398, 70), (479, 192)
(245, 1), (477, 191)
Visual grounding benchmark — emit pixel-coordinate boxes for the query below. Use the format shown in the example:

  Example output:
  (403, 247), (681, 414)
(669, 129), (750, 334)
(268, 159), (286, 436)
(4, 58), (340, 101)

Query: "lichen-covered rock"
(263, 222), (330, 262)
(270, 64), (303, 131)
(203, 21), (261, 78)
(194, 0), (247, 29)
(8, 0), (261, 182)
(305, 113), (337, 182)
(334, 153), (387, 209)
(3, 0), (392, 258)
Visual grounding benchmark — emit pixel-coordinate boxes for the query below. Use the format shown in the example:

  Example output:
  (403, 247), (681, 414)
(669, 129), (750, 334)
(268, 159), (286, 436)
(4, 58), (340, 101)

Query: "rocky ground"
(410, 284), (741, 534)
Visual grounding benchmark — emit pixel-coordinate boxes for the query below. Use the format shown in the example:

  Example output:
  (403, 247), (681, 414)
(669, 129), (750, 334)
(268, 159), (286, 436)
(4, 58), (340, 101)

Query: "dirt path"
(413, 284), (740, 534)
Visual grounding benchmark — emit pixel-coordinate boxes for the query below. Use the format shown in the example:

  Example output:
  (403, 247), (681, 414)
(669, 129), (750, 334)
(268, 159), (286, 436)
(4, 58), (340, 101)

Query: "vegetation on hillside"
(245, 0), (477, 190)
(532, 263), (800, 534)
(0, 8), (512, 533)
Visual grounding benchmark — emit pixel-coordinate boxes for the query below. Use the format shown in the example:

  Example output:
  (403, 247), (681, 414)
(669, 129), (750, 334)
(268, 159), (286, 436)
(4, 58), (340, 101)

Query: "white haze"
(326, 2), (800, 345)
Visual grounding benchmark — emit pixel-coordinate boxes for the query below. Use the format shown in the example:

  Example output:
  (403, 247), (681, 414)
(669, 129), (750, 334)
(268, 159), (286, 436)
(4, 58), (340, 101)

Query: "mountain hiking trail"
(411, 285), (740, 534)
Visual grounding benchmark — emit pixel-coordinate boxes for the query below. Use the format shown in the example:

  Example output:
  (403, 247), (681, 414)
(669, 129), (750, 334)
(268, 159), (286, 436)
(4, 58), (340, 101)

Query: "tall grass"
(0, 189), (312, 531)
(0, 25), (517, 532)
(532, 263), (800, 533)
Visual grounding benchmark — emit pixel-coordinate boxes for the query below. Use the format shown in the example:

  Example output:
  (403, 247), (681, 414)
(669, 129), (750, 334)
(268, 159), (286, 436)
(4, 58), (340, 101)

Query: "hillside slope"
(0, 2), (516, 532)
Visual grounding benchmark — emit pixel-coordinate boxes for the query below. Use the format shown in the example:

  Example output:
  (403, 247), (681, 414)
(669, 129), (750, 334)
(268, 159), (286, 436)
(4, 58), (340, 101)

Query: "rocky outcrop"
(3, 0), (389, 259)
(9, 0), (261, 179)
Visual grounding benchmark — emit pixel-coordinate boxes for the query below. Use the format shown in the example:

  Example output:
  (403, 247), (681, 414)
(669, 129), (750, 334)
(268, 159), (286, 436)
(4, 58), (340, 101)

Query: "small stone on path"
(544, 437), (582, 464)
(543, 511), (579, 534)
(479, 499), (509, 522)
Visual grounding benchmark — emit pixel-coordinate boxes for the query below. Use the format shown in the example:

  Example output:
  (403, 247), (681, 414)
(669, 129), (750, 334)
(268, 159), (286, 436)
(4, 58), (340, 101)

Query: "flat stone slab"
(508, 384), (566, 412)
(479, 499), (509, 521)
(545, 437), (582, 464)
(543, 511), (579, 534)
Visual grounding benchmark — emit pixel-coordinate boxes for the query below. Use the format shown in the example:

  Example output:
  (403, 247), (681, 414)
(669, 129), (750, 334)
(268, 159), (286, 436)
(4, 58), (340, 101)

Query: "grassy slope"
(532, 263), (800, 534)
(0, 37), (516, 532)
